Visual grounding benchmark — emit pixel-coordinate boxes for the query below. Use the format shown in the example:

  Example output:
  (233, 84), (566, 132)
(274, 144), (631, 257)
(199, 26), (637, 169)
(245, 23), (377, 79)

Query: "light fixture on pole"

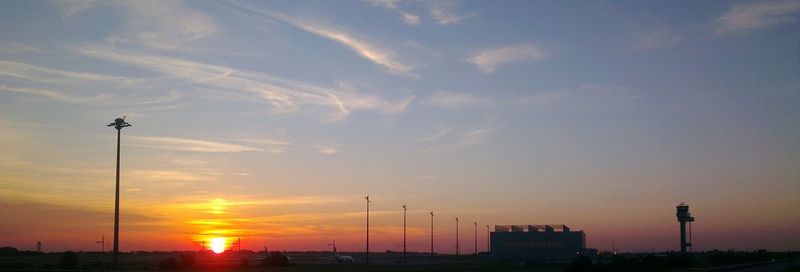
(107, 116), (130, 271)
(402, 204), (407, 263)
(474, 221), (477, 256)
(455, 217), (459, 257)
(486, 225), (490, 253)
(430, 211), (434, 257)
(365, 195), (370, 264)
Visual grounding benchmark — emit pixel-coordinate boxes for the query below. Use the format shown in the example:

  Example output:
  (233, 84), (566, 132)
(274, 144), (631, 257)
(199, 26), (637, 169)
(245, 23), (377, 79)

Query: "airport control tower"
(676, 203), (695, 253)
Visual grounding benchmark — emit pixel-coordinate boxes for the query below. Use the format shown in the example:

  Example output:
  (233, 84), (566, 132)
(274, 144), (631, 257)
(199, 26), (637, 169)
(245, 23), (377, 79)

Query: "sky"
(0, 0), (798, 253)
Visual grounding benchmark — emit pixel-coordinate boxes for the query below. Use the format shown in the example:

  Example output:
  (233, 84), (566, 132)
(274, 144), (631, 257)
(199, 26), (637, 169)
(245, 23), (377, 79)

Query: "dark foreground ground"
(1, 250), (799, 272)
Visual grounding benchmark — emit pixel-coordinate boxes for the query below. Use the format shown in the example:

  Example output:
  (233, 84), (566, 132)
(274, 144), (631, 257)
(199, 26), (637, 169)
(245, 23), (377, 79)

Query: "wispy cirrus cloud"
(362, 0), (420, 26)
(0, 85), (111, 104)
(417, 127), (453, 143)
(0, 61), (135, 85)
(54, 0), (218, 50)
(422, 91), (488, 108)
(74, 45), (412, 120)
(127, 136), (264, 153)
(0, 44), (43, 54)
(715, 1), (800, 34)
(419, 126), (497, 152)
(129, 169), (220, 183)
(468, 43), (551, 74)
(276, 16), (417, 77)
(314, 143), (342, 155)
(430, 0), (476, 25)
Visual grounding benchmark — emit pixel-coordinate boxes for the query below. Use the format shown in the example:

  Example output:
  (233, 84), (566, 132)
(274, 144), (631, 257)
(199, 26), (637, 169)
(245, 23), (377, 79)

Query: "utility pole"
(365, 196), (370, 264)
(430, 211), (434, 257)
(108, 117), (131, 271)
(455, 217), (459, 257)
(402, 204), (407, 263)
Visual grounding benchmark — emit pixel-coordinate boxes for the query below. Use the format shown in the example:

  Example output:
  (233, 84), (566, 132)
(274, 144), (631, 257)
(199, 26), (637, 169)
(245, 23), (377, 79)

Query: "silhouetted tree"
(59, 251), (79, 269)
(0, 247), (19, 256)
(240, 257), (250, 268)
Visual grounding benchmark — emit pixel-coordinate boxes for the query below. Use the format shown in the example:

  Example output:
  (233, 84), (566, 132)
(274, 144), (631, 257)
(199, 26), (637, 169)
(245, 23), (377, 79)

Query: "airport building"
(490, 224), (585, 262)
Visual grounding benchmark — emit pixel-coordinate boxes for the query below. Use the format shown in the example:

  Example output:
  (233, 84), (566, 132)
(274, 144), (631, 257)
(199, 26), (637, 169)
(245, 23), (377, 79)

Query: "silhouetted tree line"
(0, 246), (43, 256)
(568, 254), (694, 272)
(567, 250), (800, 272)
(158, 253), (196, 270)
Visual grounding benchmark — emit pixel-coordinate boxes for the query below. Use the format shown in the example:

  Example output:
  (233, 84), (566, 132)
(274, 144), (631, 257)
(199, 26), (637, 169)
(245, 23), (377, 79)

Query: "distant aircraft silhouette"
(320, 241), (354, 264)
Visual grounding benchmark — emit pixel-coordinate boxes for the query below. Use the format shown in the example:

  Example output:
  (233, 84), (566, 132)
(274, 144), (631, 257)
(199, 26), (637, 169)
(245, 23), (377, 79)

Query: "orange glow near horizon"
(210, 237), (226, 254)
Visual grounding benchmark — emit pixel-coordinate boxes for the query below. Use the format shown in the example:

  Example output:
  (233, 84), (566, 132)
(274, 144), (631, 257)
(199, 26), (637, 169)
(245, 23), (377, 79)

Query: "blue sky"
(0, 0), (798, 252)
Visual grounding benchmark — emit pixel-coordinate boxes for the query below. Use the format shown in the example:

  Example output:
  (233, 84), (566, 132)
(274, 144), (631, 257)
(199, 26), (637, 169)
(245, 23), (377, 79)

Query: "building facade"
(490, 224), (585, 262)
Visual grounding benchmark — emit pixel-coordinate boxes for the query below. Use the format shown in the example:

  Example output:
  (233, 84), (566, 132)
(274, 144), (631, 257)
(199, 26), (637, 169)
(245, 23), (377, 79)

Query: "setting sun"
(210, 237), (226, 254)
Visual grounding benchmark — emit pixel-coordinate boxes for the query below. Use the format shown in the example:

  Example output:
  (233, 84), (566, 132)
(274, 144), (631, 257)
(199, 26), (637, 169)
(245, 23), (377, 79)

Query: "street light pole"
(430, 211), (434, 257)
(486, 225), (490, 254)
(474, 222), (477, 256)
(108, 117), (130, 271)
(402, 204), (407, 263)
(365, 196), (370, 264)
(455, 217), (459, 257)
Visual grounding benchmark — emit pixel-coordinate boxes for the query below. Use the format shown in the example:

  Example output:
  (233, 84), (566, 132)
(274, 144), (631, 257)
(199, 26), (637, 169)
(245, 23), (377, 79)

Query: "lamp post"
(107, 117), (130, 271)
(430, 211), (434, 257)
(402, 204), (407, 263)
(474, 222), (477, 256)
(455, 217), (459, 257)
(486, 225), (490, 253)
(365, 196), (370, 264)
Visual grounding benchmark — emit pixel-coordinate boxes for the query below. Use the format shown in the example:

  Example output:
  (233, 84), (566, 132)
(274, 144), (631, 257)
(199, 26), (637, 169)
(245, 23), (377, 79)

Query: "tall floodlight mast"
(107, 117), (130, 271)
(402, 204), (407, 263)
(430, 211), (434, 256)
(365, 196), (370, 264)
(486, 225), (490, 253)
(455, 217), (460, 257)
(474, 222), (478, 255)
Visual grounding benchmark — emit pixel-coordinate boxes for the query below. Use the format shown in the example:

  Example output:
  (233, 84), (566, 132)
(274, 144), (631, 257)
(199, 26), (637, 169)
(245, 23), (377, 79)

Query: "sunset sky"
(0, 0), (798, 253)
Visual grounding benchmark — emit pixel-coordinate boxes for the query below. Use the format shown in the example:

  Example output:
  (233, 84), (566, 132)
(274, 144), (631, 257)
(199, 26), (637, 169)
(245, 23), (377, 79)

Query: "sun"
(210, 237), (226, 254)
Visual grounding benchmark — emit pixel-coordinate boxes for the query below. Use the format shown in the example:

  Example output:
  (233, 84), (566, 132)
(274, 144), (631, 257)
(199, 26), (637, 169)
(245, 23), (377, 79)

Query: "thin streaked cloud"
(362, 0), (420, 26)
(468, 43), (551, 74)
(277, 16), (417, 77)
(417, 127), (453, 143)
(0, 85), (111, 104)
(715, 1), (800, 34)
(74, 45), (412, 119)
(422, 91), (488, 108)
(127, 136), (263, 153)
(420, 126), (497, 152)
(0, 43), (43, 54)
(314, 143), (342, 155)
(0, 61), (135, 85)
(287, 19), (417, 77)
(430, 1), (476, 25)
